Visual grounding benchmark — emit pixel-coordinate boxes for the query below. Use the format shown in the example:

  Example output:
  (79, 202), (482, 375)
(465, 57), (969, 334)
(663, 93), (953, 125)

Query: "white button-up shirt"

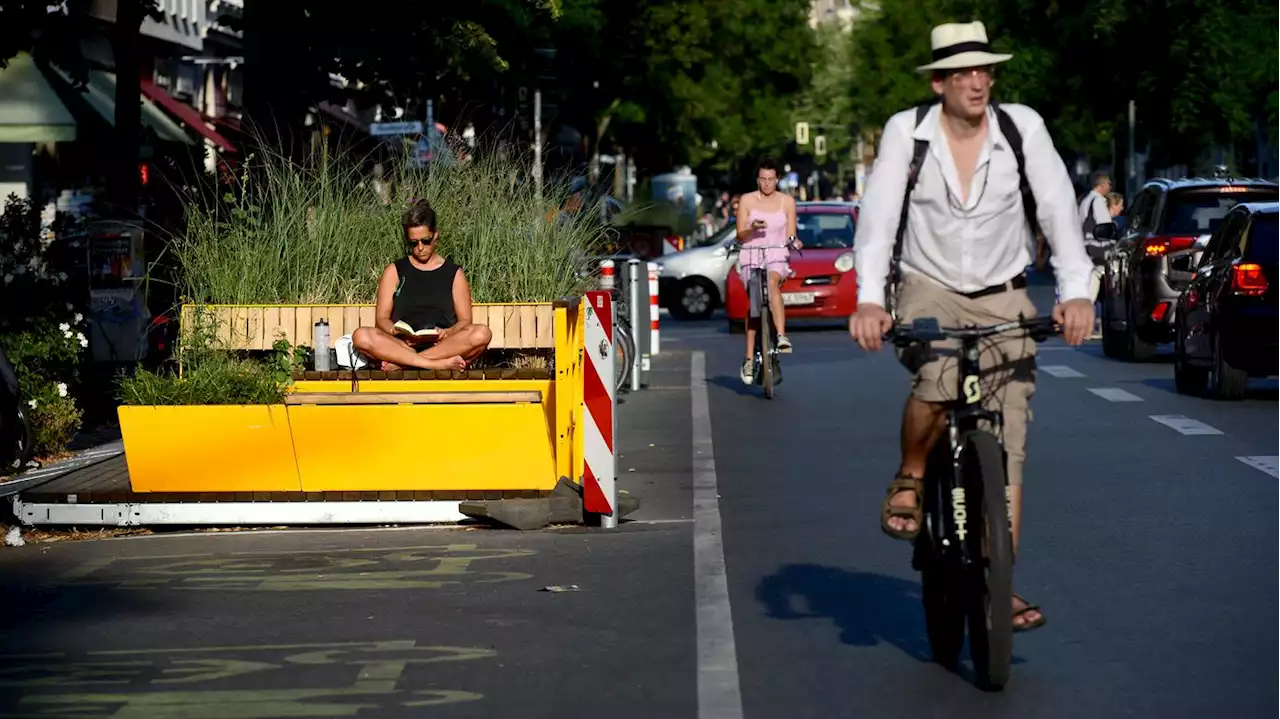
(854, 103), (1094, 306)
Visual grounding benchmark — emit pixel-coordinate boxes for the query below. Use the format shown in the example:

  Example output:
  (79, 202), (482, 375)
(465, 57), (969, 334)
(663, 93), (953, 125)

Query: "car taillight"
(1231, 262), (1269, 296)
(1143, 235), (1197, 256)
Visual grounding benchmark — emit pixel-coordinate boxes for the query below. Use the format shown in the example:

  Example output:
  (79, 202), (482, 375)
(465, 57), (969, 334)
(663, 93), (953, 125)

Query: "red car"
(725, 201), (859, 332)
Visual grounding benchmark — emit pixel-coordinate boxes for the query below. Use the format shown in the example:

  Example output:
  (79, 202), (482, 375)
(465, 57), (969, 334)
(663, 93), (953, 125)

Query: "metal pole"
(533, 89), (543, 204)
(626, 259), (646, 391)
(1127, 100), (1136, 200)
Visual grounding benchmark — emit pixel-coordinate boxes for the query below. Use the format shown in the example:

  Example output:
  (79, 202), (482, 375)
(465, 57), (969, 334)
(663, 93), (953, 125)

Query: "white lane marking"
(1236, 456), (1279, 478)
(1088, 387), (1144, 402)
(1149, 415), (1224, 436)
(691, 351), (744, 719)
(1040, 364), (1085, 378)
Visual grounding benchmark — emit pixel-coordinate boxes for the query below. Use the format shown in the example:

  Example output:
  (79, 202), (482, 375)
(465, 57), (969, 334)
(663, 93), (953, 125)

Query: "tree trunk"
(109, 0), (145, 215)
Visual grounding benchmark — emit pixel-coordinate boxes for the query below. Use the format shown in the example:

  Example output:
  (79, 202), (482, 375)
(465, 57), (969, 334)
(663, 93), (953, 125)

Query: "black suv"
(1100, 176), (1279, 360)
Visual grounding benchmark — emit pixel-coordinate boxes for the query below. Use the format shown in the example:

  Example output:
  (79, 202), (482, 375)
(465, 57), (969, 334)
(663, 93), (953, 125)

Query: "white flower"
(59, 322), (70, 332)
(66, 303), (74, 311)
(3, 274), (11, 285)
(63, 330), (73, 340)
(56, 382), (68, 398)
(27, 399), (37, 409)
(57, 272), (67, 281)
(80, 336), (89, 348)
(74, 313), (83, 323)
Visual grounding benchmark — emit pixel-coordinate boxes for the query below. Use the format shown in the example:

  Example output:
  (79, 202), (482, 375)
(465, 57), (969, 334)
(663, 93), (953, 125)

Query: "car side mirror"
(1093, 222), (1118, 241)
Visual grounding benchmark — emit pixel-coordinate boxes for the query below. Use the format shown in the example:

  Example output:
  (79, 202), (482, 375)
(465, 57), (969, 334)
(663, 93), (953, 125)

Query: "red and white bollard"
(599, 259), (616, 291)
(582, 290), (617, 528)
(647, 262), (660, 355)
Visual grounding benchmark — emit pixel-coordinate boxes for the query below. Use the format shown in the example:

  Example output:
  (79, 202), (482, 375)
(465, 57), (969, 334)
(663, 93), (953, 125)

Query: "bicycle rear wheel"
(960, 429), (1014, 690)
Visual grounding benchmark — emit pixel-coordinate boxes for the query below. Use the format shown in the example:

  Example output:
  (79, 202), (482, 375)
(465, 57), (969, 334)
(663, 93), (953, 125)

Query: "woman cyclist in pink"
(735, 157), (801, 384)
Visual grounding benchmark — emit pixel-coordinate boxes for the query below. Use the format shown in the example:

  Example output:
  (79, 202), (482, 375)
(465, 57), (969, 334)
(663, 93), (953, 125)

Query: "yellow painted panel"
(289, 402), (557, 491)
(119, 405), (301, 493)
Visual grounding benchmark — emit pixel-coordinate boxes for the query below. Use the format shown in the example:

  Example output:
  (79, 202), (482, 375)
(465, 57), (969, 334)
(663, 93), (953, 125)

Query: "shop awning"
(140, 79), (237, 154)
(0, 53), (77, 142)
(50, 67), (194, 146)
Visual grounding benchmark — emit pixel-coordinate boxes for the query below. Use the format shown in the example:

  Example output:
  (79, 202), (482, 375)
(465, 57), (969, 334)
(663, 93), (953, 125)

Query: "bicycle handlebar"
(728, 240), (803, 256)
(885, 315), (1059, 347)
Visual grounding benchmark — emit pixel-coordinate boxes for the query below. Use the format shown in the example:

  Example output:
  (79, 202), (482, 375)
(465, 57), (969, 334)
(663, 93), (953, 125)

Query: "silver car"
(654, 223), (740, 320)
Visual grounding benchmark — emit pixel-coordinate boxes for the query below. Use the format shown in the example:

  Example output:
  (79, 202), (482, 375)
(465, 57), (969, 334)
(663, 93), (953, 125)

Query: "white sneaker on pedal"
(740, 358), (753, 385)
(777, 335), (793, 353)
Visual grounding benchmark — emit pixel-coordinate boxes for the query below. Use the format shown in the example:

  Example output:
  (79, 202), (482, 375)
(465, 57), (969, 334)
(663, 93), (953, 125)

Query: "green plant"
(171, 139), (607, 306)
(117, 337), (302, 407)
(1, 195), (87, 456)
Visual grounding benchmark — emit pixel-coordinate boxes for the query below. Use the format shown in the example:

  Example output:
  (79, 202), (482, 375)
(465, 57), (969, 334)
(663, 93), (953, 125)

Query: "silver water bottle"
(313, 318), (330, 371)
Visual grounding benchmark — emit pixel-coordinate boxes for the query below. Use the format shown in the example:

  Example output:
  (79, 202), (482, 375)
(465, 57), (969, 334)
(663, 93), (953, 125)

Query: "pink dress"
(738, 208), (792, 284)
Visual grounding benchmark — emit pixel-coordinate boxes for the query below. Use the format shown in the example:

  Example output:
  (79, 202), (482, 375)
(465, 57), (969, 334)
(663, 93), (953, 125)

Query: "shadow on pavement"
(0, 554), (168, 711)
(755, 563), (934, 662)
(1142, 376), (1279, 401)
(754, 563), (1027, 680)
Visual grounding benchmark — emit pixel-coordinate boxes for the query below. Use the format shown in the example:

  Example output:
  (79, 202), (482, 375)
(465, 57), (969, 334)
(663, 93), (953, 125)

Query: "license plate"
(782, 292), (816, 306)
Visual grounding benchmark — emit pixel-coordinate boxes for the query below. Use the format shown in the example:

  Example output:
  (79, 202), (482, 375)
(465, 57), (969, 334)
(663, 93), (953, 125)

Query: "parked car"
(1100, 176), (1278, 360)
(1172, 201), (1277, 399)
(724, 201), (859, 332)
(655, 223), (740, 320)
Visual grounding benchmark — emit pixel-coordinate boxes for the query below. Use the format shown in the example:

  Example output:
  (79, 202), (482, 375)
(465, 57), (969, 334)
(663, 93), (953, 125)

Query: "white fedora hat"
(916, 21), (1013, 72)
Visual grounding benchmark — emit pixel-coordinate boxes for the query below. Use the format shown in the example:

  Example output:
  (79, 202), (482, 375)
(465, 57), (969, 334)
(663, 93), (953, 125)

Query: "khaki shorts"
(894, 273), (1038, 486)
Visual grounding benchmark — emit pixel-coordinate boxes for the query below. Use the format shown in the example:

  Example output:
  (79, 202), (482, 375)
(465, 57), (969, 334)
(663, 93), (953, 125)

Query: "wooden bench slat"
(535, 305), (554, 348)
(286, 391), (542, 406)
(503, 306), (520, 347)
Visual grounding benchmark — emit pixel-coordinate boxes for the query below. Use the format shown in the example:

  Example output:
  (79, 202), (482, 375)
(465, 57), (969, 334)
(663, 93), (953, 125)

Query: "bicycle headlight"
(834, 252), (855, 274)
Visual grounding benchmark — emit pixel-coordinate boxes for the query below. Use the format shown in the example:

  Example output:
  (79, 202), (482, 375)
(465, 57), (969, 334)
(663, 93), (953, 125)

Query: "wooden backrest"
(181, 303), (557, 351)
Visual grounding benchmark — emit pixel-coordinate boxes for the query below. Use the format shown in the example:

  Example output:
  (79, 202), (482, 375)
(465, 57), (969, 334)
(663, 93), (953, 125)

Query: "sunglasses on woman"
(406, 238), (435, 248)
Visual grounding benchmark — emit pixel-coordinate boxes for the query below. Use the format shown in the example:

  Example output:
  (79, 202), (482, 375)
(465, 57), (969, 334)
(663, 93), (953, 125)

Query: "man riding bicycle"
(736, 157), (802, 384)
(848, 21), (1095, 632)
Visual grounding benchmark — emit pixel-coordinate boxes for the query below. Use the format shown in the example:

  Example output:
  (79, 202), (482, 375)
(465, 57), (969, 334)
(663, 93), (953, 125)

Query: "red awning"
(140, 79), (237, 154)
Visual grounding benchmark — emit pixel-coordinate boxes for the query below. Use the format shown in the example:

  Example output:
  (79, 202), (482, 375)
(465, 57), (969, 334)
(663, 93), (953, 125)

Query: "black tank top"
(391, 257), (459, 330)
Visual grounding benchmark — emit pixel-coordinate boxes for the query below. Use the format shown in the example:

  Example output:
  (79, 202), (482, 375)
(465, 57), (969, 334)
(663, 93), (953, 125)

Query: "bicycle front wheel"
(755, 273), (774, 399)
(960, 429), (1013, 691)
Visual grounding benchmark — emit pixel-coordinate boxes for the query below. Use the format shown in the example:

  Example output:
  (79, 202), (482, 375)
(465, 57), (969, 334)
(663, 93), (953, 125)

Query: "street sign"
(370, 121), (424, 137)
(795, 122), (810, 146)
(814, 135), (827, 156)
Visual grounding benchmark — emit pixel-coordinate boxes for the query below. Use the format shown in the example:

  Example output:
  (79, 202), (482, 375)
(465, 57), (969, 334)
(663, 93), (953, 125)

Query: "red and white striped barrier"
(582, 290), (618, 527)
(599, 259), (616, 291)
(647, 262), (660, 355)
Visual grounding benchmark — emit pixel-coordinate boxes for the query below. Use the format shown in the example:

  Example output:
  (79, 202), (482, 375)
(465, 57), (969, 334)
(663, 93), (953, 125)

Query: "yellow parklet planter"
(118, 405), (302, 493)
(285, 379), (557, 492)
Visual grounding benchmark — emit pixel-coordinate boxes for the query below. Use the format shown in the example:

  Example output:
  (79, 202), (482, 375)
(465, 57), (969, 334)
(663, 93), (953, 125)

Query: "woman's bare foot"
(381, 360), (403, 372)
(418, 355), (467, 371)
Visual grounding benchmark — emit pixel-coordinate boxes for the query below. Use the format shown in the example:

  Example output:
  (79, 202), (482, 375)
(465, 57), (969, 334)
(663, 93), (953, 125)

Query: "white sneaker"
(740, 358), (753, 385)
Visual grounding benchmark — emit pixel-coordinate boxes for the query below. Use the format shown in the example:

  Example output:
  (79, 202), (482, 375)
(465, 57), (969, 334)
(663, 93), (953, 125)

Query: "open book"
(393, 320), (441, 339)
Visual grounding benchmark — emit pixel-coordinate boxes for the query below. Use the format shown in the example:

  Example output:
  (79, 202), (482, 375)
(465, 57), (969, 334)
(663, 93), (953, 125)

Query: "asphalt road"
(1, 282), (1275, 718)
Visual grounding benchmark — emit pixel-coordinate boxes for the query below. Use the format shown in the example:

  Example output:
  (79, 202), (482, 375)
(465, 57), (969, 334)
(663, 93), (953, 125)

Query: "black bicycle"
(731, 240), (800, 399)
(886, 314), (1058, 690)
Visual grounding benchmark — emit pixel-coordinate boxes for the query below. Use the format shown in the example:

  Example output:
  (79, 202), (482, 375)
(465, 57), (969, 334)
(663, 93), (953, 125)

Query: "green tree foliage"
(846, 0), (1278, 170)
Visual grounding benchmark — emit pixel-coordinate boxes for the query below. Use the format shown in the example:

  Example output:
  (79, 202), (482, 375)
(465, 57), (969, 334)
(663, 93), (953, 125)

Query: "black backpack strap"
(992, 103), (1041, 238)
(886, 103), (935, 314)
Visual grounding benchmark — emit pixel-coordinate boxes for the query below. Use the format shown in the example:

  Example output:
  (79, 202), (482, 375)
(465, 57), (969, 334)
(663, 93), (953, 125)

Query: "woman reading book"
(351, 200), (493, 371)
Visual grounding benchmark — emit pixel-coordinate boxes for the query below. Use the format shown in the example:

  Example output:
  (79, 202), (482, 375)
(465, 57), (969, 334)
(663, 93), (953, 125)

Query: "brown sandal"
(1012, 594), (1046, 632)
(881, 474), (923, 541)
